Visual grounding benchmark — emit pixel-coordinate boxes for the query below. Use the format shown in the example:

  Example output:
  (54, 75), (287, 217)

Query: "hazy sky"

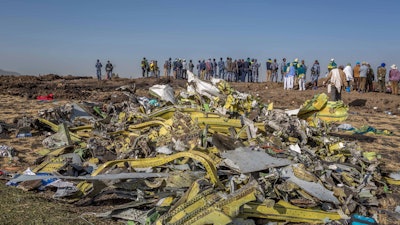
(1, 0), (399, 80)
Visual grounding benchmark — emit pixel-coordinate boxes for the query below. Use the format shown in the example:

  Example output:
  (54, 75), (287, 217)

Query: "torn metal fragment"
(42, 123), (72, 149)
(280, 164), (340, 204)
(221, 147), (292, 173)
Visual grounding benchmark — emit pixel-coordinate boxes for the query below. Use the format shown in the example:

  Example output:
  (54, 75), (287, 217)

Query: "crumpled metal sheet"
(187, 71), (221, 99)
(280, 164), (340, 204)
(389, 171), (400, 180)
(221, 147), (292, 173)
(149, 84), (176, 104)
(42, 123), (72, 149)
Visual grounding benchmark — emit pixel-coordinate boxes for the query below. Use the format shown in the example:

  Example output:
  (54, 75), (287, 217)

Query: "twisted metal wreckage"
(4, 71), (399, 224)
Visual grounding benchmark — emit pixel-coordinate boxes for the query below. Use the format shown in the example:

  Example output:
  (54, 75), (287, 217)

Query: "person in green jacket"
(376, 63), (386, 93)
(328, 58), (337, 72)
(297, 62), (306, 91)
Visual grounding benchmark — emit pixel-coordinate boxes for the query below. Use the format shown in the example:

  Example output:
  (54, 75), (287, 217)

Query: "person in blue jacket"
(95, 59), (102, 80)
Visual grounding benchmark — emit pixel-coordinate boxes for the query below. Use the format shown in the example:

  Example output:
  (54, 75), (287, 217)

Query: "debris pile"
(3, 72), (397, 224)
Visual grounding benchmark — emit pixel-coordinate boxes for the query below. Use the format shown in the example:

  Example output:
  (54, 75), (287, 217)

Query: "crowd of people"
(95, 57), (400, 97)
(323, 60), (400, 100)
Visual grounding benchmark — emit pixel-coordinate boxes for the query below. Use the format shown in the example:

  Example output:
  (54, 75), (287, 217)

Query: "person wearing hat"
(353, 62), (361, 91)
(292, 58), (299, 86)
(377, 63), (387, 93)
(297, 60), (306, 91)
(328, 58), (337, 72)
(323, 64), (346, 101)
(389, 64), (400, 95)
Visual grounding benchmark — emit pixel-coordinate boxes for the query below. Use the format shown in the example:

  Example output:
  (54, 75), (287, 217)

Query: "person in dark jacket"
(95, 59), (102, 80)
(366, 63), (375, 92)
(105, 60), (113, 80)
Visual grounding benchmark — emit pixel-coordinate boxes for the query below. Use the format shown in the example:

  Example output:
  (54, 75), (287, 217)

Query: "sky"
(1, 0), (400, 80)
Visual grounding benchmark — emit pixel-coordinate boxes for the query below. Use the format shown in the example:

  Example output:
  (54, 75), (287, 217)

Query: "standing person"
(266, 58), (272, 82)
(163, 60), (169, 77)
(182, 59), (187, 79)
(323, 65), (346, 101)
(177, 59), (183, 79)
(327, 58), (337, 72)
(280, 58), (287, 82)
(149, 60), (155, 77)
(205, 59), (213, 80)
(292, 58), (299, 86)
(343, 63), (353, 91)
(301, 59), (307, 78)
(212, 58), (217, 78)
(366, 63), (375, 92)
(353, 62), (361, 91)
(226, 57), (233, 82)
(297, 62), (306, 91)
(359, 61), (368, 93)
(95, 59), (102, 80)
(173, 58), (178, 79)
(243, 58), (250, 82)
(166, 58), (172, 77)
(141, 57), (148, 77)
(218, 57), (225, 79)
(200, 59), (206, 80)
(284, 62), (295, 90)
(377, 63), (387, 93)
(252, 59), (260, 82)
(233, 59), (239, 82)
(196, 60), (201, 77)
(188, 60), (194, 73)
(310, 60), (320, 90)
(389, 64), (400, 95)
(105, 60), (113, 80)
(271, 59), (279, 82)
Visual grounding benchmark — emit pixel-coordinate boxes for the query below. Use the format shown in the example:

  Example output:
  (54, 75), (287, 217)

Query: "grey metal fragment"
(389, 171), (400, 180)
(53, 185), (79, 198)
(221, 147), (292, 173)
(280, 164), (340, 204)
(70, 103), (95, 122)
(42, 123), (72, 149)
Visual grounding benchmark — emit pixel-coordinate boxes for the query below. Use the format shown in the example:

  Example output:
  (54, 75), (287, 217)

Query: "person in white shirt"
(343, 63), (353, 91)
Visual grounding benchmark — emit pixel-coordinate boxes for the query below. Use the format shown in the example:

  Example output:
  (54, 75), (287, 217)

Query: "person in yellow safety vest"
(293, 58), (299, 86)
(149, 60), (155, 77)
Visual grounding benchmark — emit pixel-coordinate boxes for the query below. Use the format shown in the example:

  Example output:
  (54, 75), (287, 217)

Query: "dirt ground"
(0, 74), (399, 224)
